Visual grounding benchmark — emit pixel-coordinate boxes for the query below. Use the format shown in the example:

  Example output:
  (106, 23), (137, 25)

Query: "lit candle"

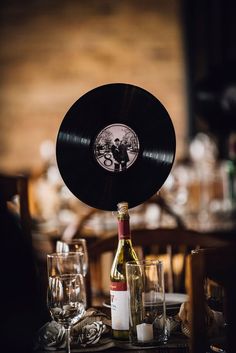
(136, 323), (153, 342)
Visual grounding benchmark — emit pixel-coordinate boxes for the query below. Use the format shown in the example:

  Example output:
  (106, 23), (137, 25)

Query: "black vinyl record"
(56, 83), (176, 211)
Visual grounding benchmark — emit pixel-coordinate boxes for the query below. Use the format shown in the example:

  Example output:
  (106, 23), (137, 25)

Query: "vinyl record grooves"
(56, 83), (176, 211)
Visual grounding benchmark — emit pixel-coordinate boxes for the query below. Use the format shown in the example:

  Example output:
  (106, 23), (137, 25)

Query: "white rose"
(79, 321), (106, 347)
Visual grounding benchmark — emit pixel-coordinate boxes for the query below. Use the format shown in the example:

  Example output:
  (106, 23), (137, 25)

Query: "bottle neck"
(117, 219), (131, 240)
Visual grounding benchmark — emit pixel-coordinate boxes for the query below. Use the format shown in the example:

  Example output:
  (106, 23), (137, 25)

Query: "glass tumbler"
(126, 259), (167, 346)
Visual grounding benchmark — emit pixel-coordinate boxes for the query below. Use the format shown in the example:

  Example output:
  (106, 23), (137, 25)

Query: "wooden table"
(95, 339), (190, 353)
(36, 340), (189, 353)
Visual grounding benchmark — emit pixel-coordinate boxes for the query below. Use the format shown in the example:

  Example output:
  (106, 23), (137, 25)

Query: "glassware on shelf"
(225, 132), (236, 211)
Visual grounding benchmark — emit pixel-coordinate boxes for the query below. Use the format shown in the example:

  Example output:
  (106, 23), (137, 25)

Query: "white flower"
(78, 321), (106, 346)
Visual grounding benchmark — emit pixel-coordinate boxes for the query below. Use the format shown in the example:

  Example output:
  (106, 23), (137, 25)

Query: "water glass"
(56, 238), (88, 277)
(126, 260), (167, 346)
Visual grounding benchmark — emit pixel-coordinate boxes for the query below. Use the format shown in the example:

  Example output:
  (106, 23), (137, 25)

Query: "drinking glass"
(126, 259), (167, 346)
(56, 238), (88, 277)
(47, 252), (86, 353)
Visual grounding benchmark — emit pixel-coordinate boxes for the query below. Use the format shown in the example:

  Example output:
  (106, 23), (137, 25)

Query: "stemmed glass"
(47, 252), (86, 353)
(56, 238), (88, 277)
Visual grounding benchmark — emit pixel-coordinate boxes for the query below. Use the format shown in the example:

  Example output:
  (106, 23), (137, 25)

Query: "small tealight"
(136, 323), (153, 342)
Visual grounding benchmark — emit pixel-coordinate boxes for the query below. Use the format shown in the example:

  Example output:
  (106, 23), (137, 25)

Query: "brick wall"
(0, 0), (187, 172)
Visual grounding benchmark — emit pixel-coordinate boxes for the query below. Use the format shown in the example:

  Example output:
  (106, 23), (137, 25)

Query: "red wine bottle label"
(110, 281), (129, 330)
(110, 281), (127, 291)
(118, 219), (130, 240)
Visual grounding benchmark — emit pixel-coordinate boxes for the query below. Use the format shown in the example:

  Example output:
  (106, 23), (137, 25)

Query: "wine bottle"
(110, 201), (139, 340)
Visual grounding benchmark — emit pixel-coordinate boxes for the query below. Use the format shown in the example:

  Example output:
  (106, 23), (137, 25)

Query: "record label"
(56, 83), (176, 211)
(93, 123), (139, 173)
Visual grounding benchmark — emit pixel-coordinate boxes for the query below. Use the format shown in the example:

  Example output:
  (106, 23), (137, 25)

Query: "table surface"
(36, 339), (189, 353)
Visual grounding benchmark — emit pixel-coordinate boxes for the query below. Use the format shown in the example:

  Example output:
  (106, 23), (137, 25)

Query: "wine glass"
(47, 252), (86, 353)
(56, 238), (88, 277)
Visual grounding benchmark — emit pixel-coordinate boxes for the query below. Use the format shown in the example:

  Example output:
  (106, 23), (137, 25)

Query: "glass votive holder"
(126, 260), (167, 346)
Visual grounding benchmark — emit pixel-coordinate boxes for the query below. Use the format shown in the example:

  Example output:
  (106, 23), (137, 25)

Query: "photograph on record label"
(94, 123), (140, 172)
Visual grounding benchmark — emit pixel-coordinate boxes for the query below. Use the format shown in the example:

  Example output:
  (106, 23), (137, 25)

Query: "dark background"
(182, 0), (236, 158)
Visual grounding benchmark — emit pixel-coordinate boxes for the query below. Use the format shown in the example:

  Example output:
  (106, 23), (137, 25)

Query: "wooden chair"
(88, 227), (229, 305)
(187, 246), (236, 353)
(0, 172), (32, 243)
(75, 193), (186, 237)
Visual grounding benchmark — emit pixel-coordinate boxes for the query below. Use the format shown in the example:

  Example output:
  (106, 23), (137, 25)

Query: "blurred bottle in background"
(161, 132), (233, 232)
(225, 132), (236, 212)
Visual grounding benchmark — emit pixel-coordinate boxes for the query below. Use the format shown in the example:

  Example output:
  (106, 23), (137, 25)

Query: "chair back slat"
(88, 227), (229, 303)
